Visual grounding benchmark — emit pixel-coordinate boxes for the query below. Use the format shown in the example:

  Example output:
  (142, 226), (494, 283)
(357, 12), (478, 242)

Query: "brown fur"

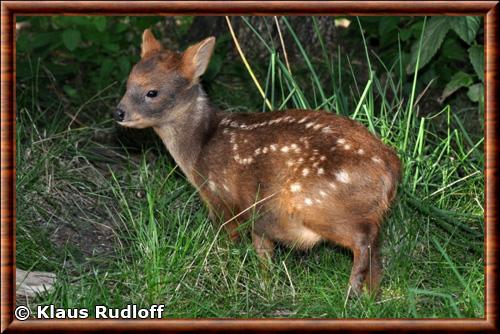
(116, 30), (402, 295)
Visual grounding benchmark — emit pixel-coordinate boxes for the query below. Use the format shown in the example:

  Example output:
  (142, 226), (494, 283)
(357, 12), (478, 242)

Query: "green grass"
(16, 17), (484, 318)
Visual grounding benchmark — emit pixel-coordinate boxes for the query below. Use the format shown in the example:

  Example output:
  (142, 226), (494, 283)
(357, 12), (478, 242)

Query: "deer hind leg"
(251, 213), (279, 261)
(349, 222), (381, 296)
(365, 238), (382, 295)
(308, 217), (381, 296)
(252, 232), (275, 260)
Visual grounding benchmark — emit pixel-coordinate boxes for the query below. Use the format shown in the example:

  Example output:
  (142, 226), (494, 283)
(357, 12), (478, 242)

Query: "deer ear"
(182, 37), (216, 81)
(141, 29), (162, 58)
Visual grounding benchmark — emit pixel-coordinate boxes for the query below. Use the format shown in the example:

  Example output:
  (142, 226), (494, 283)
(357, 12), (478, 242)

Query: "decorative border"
(1, 1), (497, 332)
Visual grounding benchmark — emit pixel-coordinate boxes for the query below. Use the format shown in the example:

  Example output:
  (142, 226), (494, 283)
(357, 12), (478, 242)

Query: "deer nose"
(114, 108), (125, 122)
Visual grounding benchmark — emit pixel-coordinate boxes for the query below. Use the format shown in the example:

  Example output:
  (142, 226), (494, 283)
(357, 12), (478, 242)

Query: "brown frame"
(1, 1), (497, 332)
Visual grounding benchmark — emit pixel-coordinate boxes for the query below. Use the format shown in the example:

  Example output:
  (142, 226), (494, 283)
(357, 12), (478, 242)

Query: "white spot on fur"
(286, 160), (295, 167)
(302, 168), (310, 176)
(254, 148), (261, 155)
(208, 181), (217, 191)
(298, 117), (308, 124)
(304, 198), (313, 206)
(337, 138), (346, 144)
(281, 146), (290, 153)
(329, 182), (337, 189)
(223, 128), (229, 134)
(322, 126), (333, 134)
(233, 144), (238, 150)
(335, 170), (350, 183)
(344, 144), (351, 150)
(313, 124), (322, 130)
(298, 157), (305, 163)
(357, 148), (365, 155)
(230, 121), (238, 128)
(262, 147), (268, 153)
(318, 168), (325, 175)
(290, 143), (298, 150)
(270, 144), (278, 151)
(372, 156), (382, 163)
(315, 198), (322, 204)
(305, 122), (315, 129)
(269, 117), (282, 125)
(290, 183), (301, 193)
(223, 184), (229, 192)
(320, 155), (326, 161)
(313, 161), (320, 167)
(319, 190), (327, 197)
(237, 157), (254, 165)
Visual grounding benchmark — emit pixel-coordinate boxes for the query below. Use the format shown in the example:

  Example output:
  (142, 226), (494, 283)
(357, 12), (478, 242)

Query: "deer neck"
(153, 86), (218, 185)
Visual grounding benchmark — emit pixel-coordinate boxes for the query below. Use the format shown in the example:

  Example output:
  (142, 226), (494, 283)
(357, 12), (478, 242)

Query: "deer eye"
(146, 90), (158, 98)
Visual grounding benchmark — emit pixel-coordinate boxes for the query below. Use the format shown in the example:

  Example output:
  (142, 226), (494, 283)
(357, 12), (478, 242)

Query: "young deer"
(115, 30), (401, 295)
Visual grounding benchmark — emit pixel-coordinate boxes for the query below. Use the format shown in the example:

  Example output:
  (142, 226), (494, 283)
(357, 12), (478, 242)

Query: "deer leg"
(349, 222), (381, 297)
(364, 232), (382, 295)
(251, 213), (279, 261)
(349, 241), (370, 297)
(208, 206), (240, 242)
(252, 232), (275, 260)
(224, 221), (240, 242)
(252, 231), (275, 286)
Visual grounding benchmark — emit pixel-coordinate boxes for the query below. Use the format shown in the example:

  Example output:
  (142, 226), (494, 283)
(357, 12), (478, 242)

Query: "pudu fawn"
(115, 29), (401, 295)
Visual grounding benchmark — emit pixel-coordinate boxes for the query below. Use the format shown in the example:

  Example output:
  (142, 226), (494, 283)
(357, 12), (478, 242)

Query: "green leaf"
(117, 56), (131, 75)
(103, 43), (120, 53)
(94, 17), (107, 32)
(62, 29), (81, 51)
(406, 17), (450, 74)
(63, 85), (78, 98)
(468, 45), (484, 82)
(449, 17), (480, 45)
(115, 23), (128, 33)
(467, 83), (484, 102)
(441, 38), (467, 61)
(410, 20), (425, 38)
(399, 28), (412, 41)
(379, 17), (400, 37)
(29, 32), (61, 50)
(99, 58), (115, 79)
(440, 71), (473, 102)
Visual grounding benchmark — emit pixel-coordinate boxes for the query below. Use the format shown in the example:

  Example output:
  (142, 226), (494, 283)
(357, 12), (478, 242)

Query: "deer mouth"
(118, 118), (142, 128)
